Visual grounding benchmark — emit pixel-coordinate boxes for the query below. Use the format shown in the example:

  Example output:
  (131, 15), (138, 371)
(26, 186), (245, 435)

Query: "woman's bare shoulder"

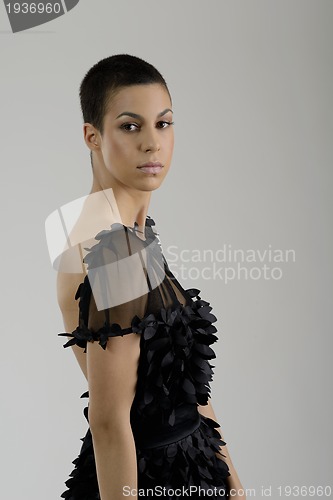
(55, 194), (121, 312)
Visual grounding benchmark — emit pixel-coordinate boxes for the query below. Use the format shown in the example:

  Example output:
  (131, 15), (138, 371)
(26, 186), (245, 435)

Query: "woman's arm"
(57, 271), (89, 380)
(87, 332), (141, 500)
(57, 268), (141, 499)
(198, 400), (246, 499)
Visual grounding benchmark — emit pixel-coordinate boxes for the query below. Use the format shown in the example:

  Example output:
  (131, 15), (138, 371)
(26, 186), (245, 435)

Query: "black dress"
(58, 215), (230, 499)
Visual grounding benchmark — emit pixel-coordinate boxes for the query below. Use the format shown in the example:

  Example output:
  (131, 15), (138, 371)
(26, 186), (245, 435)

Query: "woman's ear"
(83, 123), (100, 152)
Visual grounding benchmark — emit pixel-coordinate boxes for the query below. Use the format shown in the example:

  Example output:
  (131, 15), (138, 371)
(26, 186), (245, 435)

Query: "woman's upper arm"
(57, 274), (77, 333)
(56, 270), (84, 313)
(87, 332), (141, 431)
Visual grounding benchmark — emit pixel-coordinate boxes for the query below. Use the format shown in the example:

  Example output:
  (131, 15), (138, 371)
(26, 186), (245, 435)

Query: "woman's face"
(96, 83), (174, 192)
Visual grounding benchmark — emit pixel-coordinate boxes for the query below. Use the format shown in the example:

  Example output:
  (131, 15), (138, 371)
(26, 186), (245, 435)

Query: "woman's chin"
(133, 174), (168, 191)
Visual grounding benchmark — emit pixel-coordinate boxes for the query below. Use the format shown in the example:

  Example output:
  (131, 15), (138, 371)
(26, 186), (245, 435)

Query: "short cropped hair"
(79, 54), (171, 135)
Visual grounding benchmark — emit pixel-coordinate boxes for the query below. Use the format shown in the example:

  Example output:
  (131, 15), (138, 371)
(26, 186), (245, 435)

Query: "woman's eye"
(157, 120), (174, 129)
(120, 123), (139, 132)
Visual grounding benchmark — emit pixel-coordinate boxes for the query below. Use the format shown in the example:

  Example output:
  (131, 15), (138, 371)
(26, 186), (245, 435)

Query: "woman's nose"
(140, 129), (160, 152)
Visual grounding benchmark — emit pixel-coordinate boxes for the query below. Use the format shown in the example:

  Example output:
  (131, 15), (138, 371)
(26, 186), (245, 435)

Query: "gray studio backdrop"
(1, 1), (332, 499)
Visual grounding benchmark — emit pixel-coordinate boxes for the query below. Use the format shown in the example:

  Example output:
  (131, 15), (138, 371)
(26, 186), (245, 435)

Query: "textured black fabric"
(58, 216), (230, 499)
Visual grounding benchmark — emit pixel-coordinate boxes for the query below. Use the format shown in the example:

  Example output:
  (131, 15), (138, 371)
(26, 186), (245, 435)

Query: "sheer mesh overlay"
(80, 215), (189, 337)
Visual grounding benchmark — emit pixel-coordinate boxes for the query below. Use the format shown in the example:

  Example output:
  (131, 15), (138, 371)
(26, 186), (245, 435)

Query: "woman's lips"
(137, 162), (163, 174)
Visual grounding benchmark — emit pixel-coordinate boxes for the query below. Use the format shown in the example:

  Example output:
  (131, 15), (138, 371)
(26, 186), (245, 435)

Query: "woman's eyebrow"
(116, 108), (173, 120)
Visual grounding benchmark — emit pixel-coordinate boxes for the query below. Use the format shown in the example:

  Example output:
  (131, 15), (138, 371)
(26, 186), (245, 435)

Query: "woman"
(56, 54), (245, 500)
